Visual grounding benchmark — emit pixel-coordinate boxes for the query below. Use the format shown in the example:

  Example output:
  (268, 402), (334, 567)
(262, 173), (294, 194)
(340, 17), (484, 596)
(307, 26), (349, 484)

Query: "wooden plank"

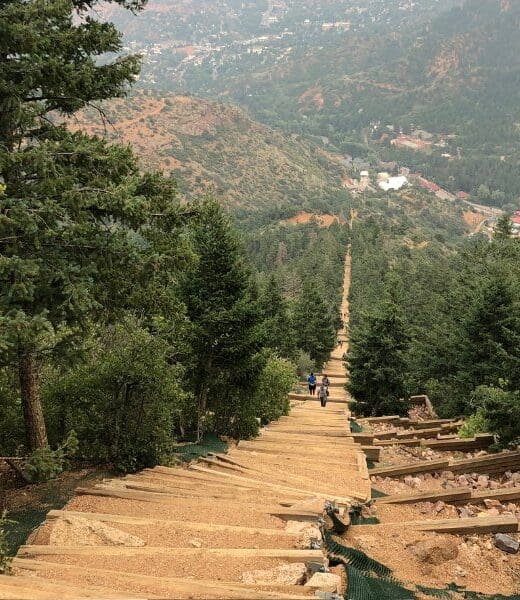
(411, 515), (519, 535)
(0, 574), (147, 600)
(350, 516), (519, 535)
(407, 419), (460, 429)
(189, 465), (364, 503)
(374, 488), (472, 505)
(46, 510), (297, 536)
(357, 415), (401, 424)
(421, 435), (494, 451)
(13, 559), (313, 600)
(19, 545), (325, 561)
(370, 459), (451, 477)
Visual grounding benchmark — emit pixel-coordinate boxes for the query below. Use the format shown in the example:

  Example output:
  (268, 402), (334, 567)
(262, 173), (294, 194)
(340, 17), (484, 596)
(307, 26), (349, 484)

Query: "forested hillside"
(347, 204), (520, 446)
(152, 0), (519, 208)
(71, 91), (349, 213)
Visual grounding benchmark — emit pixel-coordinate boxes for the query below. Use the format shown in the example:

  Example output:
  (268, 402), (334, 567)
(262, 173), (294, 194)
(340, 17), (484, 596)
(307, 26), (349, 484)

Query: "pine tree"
(0, 0), (180, 451)
(257, 274), (296, 359)
(179, 199), (260, 439)
(293, 281), (336, 368)
(347, 302), (410, 416)
(462, 276), (520, 391)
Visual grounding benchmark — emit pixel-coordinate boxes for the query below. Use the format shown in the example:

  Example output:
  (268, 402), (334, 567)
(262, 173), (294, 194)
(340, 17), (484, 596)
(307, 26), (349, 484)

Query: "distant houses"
(378, 175), (408, 192)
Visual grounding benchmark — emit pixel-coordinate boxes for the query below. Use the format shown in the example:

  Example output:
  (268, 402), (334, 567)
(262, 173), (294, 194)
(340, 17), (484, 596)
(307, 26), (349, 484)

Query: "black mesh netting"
(321, 525), (520, 600)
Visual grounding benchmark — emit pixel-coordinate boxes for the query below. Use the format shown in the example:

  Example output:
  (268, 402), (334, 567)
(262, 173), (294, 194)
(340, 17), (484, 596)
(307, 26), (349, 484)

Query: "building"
(378, 176), (408, 192)
(456, 191), (470, 200)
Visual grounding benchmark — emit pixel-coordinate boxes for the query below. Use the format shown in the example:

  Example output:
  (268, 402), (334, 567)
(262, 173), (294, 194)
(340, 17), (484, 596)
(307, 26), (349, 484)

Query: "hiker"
(322, 374), (330, 389)
(338, 338), (343, 347)
(318, 384), (328, 407)
(307, 372), (317, 396)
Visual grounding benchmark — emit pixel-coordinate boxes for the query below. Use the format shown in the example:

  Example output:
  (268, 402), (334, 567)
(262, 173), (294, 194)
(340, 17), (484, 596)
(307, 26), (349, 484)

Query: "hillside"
(72, 91), (349, 213)
(137, 0), (519, 207)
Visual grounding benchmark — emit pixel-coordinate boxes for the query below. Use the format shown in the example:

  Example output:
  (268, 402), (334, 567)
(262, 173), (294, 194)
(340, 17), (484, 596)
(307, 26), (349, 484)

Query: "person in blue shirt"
(307, 372), (317, 396)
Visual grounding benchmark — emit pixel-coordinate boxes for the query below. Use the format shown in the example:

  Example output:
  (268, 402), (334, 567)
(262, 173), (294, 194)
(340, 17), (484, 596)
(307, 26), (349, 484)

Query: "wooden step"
(376, 486), (520, 506)
(13, 559), (314, 600)
(19, 545), (325, 561)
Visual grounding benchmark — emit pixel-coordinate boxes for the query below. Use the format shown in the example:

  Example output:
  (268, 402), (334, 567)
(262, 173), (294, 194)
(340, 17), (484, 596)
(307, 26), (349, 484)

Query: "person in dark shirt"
(307, 372), (317, 395)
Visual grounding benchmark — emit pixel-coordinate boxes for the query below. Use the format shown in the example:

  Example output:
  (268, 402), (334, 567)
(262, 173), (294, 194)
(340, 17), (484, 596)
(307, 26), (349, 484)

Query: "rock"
(489, 481), (500, 490)
(434, 501), (445, 514)
(457, 507), (473, 519)
(420, 502), (433, 515)
(476, 475), (489, 488)
(305, 572), (342, 593)
(494, 534), (519, 555)
(457, 475), (470, 487)
(441, 471), (455, 481)
(454, 565), (467, 577)
(485, 507), (500, 516)
(241, 563), (307, 585)
(511, 472), (520, 484)
(285, 520), (322, 549)
(49, 516), (145, 547)
(189, 538), (202, 548)
(408, 537), (459, 565)
(404, 475), (414, 487)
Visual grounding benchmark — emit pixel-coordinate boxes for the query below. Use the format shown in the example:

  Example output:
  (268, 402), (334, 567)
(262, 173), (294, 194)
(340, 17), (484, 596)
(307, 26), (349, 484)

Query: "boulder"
(408, 537), (459, 565)
(305, 572), (342, 593)
(494, 534), (519, 555)
(434, 501), (445, 514)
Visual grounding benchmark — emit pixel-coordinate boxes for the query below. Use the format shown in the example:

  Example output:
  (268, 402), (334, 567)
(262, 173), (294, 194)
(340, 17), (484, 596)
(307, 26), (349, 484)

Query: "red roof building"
(419, 180), (441, 193)
(456, 191), (470, 200)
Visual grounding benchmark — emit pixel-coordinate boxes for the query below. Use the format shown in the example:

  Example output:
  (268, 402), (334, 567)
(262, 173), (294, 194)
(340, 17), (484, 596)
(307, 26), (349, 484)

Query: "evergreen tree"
(257, 274), (296, 359)
(494, 214), (513, 239)
(179, 199), (260, 439)
(461, 276), (520, 392)
(0, 0), (180, 451)
(293, 281), (336, 368)
(347, 302), (410, 416)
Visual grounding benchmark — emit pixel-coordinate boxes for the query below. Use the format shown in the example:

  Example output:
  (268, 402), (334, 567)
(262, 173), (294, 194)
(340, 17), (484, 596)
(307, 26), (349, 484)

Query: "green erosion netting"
(322, 525), (520, 600)
(350, 420), (364, 433)
(172, 433), (228, 462)
(370, 487), (388, 499)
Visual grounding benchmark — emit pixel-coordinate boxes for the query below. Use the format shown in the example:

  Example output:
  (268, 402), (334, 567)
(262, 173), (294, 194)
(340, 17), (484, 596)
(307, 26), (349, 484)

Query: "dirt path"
(0, 252), (371, 599)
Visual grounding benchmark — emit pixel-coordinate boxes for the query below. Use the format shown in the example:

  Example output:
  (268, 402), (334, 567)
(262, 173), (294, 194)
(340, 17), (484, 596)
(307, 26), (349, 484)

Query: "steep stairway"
(0, 252), (372, 599)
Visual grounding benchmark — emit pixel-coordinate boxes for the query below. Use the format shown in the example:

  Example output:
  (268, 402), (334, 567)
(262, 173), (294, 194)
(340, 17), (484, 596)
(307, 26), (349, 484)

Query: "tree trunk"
(18, 350), (48, 451)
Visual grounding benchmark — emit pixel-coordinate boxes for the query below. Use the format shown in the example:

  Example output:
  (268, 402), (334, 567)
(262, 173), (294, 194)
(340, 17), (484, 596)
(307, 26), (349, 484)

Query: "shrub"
(458, 409), (489, 439)
(23, 430), (78, 483)
(253, 351), (297, 424)
(471, 385), (520, 448)
(296, 350), (315, 379)
(43, 321), (190, 472)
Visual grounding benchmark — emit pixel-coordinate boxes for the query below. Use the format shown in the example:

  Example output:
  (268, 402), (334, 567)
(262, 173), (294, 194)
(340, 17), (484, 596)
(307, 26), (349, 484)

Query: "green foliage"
(179, 198), (261, 440)
(23, 431), (79, 484)
(43, 322), (188, 472)
(458, 409), (489, 439)
(296, 350), (316, 379)
(471, 385), (520, 448)
(252, 350), (296, 424)
(293, 280), (337, 368)
(347, 301), (410, 416)
(0, 511), (14, 574)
